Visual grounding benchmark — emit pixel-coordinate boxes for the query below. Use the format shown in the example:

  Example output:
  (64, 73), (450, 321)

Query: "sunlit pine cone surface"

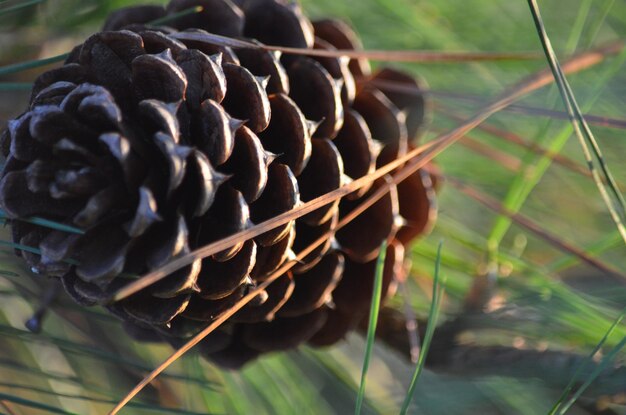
(0, 0), (437, 368)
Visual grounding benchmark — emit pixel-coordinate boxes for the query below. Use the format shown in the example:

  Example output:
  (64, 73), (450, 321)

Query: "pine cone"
(0, 0), (437, 369)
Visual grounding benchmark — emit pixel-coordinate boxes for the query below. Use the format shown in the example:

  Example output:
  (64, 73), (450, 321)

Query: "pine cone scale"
(1, 0), (438, 368)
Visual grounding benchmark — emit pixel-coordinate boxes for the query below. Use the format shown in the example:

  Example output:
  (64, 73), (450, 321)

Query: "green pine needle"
(0, 391), (75, 415)
(0, 324), (217, 388)
(400, 241), (446, 415)
(0, 82), (32, 91)
(1, 0), (626, 413)
(148, 5), (203, 26)
(0, 240), (80, 266)
(0, 380), (211, 415)
(558, 335), (626, 414)
(0, 210), (84, 234)
(354, 241), (387, 415)
(0, 53), (69, 77)
(0, 0), (44, 16)
(549, 306), (626, 415)
(0, 240), (44, 257)
(527, 0), (626, 244)
(0, 6), (201, 80)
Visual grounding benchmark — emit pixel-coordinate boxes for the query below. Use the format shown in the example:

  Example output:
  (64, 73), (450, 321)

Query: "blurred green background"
(0, 0), (625, 414)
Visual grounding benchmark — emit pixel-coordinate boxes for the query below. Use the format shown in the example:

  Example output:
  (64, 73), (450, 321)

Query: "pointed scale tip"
(306, 118), (324, 136)
(213, 170), (231, 186)
(229, 117), (247, 133)
(286, 249), (298, 263)
(175, 144), (193, 159)
(209, 52), (223, 66)
(165, 100), (182, 115)
(256, 75), (271, 90)
(156, 48), (175, 63)
(263, 150), (279, 166)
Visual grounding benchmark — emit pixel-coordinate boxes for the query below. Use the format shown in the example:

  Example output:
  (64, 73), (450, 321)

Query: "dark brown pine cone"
(0, 0), (437, 369)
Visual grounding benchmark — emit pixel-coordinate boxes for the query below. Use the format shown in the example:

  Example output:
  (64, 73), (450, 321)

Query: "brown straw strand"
(440, 173), (624, 277)
(170, 31), (540, 62)
(111, 40), (616, 304)
(108, 41), (616, 415)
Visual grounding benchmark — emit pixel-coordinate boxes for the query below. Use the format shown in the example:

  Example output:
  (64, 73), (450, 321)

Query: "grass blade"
(103, 56), (616, 415)
(0, 240), (79, 265)
(545, 231), (623, 274)
(106, 32), (619, 415)
(0, 0), (43, 16)
(527, 0), (626, 243)
(557, 335), (626, 414)
(442, 174), (624, 277)
(0, 53), (69, 77)
(0, 380), (209, 415)
(0, 82), (32, 91)
(171, 31), (539, 62)
(0, 391), (75, 415)
(400, 241), (446, 415)
(147, 5), (203, 26)
(484, 42), (626, 262)
(503, 102), (626, 129)
(0, 399), (18, 415)
(367, 54), (626, 131)
(0, 324), (216, 388)
(0, 7), (202, 79)
(0, 17), (538, 85)
(399, 281), (421, 363)
(440, 108), (625, 184)
(0, 210), (84, 234)
(0, 240), (43, 257)
(548, 307), (626, 414)
(354, 241), (387, 415)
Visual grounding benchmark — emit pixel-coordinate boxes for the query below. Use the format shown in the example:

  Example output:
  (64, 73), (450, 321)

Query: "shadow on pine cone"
(0, 0), (437, 369)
